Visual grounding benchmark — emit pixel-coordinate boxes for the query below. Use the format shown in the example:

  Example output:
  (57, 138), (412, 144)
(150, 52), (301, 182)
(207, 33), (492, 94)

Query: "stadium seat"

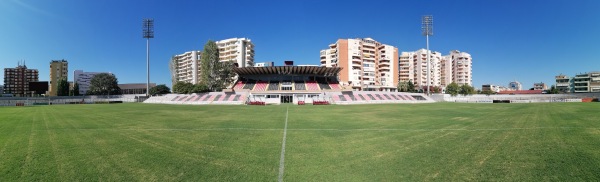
(294, 81), (306, 90)
(306, 81), (320, 91)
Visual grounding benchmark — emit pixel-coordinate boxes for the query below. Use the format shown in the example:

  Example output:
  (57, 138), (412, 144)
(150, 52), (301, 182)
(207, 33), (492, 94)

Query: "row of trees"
(398, 80), (477, 96)
(445, 82), (476, 96)
(171, 82), (209, 94)
(54, 73), (175, 96)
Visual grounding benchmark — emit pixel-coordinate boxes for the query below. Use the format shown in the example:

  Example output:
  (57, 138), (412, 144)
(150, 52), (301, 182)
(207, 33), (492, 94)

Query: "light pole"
(422, 15), (433, 95)
(143, 18), (154, 96)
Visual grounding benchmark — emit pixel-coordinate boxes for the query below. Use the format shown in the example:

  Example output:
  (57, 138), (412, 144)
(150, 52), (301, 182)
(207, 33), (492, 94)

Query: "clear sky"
(1, 0), (599, 89)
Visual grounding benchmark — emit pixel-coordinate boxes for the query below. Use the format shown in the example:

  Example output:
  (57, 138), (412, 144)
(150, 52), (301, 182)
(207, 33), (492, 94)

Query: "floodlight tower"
(143, 18), (154, 96)
(422, 15), (433, 95)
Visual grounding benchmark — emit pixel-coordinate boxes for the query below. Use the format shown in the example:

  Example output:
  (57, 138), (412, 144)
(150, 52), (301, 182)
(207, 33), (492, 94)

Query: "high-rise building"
(399, 49), (443, 89)
(400, 49), (472, 90)
(320, 38), (399, 91)
(169, 38), (255, 85)
(445, 50), (472, 86)
(73, 70), (112, 95)
(3, 62), (39, 97)
(216, 38), (254, 67)
(49, 59), (68, 96)
(170, 50), (202, 85)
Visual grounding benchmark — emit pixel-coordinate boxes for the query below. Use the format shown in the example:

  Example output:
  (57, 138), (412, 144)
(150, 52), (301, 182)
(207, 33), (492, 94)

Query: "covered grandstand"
(144, 66), (435, 105)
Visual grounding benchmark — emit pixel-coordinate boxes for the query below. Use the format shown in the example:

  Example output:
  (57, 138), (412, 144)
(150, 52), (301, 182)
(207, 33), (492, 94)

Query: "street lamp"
(422, 15), (433, 95)
(143, 18), (154, 96)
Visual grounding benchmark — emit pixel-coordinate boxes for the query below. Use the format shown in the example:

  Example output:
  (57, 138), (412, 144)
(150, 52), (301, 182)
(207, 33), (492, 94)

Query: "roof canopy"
(233, 66), (342, 76)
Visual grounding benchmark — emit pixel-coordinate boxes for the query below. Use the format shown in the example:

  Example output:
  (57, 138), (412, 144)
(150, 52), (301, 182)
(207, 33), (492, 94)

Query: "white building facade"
(170, 50), (202, 85)
(399, 49), (472, 90)
(399, 49), (443, 89)
(216, 38), (254, 68)
(445, 50), (473, 86)
(73, 70), (112, 95)
(320, 38), (398, 91)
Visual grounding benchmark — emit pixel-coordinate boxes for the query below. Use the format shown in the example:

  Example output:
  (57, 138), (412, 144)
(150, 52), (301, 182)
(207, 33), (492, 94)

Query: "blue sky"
(1, 0), (599, 89)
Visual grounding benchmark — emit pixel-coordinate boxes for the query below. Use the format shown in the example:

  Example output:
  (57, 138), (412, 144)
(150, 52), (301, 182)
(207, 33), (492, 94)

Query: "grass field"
(1, 103), (600, 181)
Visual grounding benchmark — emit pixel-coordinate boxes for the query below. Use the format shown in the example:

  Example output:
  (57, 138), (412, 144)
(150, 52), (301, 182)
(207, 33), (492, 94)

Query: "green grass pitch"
(1, 103), (600, 181)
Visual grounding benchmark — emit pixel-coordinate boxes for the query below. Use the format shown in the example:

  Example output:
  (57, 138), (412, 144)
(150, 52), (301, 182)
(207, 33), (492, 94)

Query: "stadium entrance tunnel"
(280, 95), (293, 103)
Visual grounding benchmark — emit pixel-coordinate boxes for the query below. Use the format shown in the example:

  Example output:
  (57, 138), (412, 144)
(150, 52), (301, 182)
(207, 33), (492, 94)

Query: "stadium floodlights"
(421, 15), (433, 95)
(143, 18), (154, 96)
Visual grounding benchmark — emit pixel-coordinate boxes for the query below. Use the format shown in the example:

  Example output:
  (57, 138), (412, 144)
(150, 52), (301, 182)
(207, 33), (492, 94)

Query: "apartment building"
(555, 74), (572, 93)
(508, 81), (522, 90)
(445, 50), (472, 86)
(573, 72), (600, 93)
(169, 38), (255, 85)
(48, 59), (68, 96)
(170, 50), (202, 85)
(399, 49), (472, 90)
(74, 70), (112, 95)
(3, 62), (39, 96)
(320, 38), (399, 91)
(533, 82), (548, 90)
(399, 49), (443, 89)
(216, 38), (254, 67)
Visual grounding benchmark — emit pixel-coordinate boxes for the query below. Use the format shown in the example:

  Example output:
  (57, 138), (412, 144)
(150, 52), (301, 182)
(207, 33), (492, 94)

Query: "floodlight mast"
(143, 18), (154, 96)
(422, 15), (433, 95)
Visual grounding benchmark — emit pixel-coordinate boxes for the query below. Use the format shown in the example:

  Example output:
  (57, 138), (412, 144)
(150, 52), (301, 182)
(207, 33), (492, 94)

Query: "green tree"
(200, 40), (235, 91)
(56, 78), (70, 96)
(459, 84), (476, 96)
(548, 85), (559, 94)
(397, 81), (407, 92)
(172, 82), (194, 94)
(169, 56), (179, 86)
(432, 86), (442, 93)
(149, 84), (171, 95)
(446, 82), (460, 96)
(87, 73), (121, 95)
(192, 83), (209, 93)
(72, 82), (80, 96)
(407, 80), (416, 93)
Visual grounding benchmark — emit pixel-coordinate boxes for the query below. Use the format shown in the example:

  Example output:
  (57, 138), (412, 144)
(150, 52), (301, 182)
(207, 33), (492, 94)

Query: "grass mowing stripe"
(30, 126), (600, 132)
(278, 106), (289, 182)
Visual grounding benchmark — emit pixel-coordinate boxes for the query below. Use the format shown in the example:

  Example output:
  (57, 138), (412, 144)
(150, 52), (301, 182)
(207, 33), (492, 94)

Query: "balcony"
(379, 60), (390, 66)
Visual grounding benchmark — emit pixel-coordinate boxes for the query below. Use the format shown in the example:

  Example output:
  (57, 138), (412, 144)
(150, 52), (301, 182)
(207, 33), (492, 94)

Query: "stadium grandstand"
(144, 65), (435, 105)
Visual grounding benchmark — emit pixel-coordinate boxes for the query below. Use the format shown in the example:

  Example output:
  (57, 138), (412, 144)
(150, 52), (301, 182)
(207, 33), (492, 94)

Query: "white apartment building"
(170, 50), (202, 85)
(445, 50), (473, 86)
(320, 38), (398, 91)
(73, 70), (112, 95)
(399, 49), (443, 89)
(399, 49), (472, 90)
(216, 38), (254, 67)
